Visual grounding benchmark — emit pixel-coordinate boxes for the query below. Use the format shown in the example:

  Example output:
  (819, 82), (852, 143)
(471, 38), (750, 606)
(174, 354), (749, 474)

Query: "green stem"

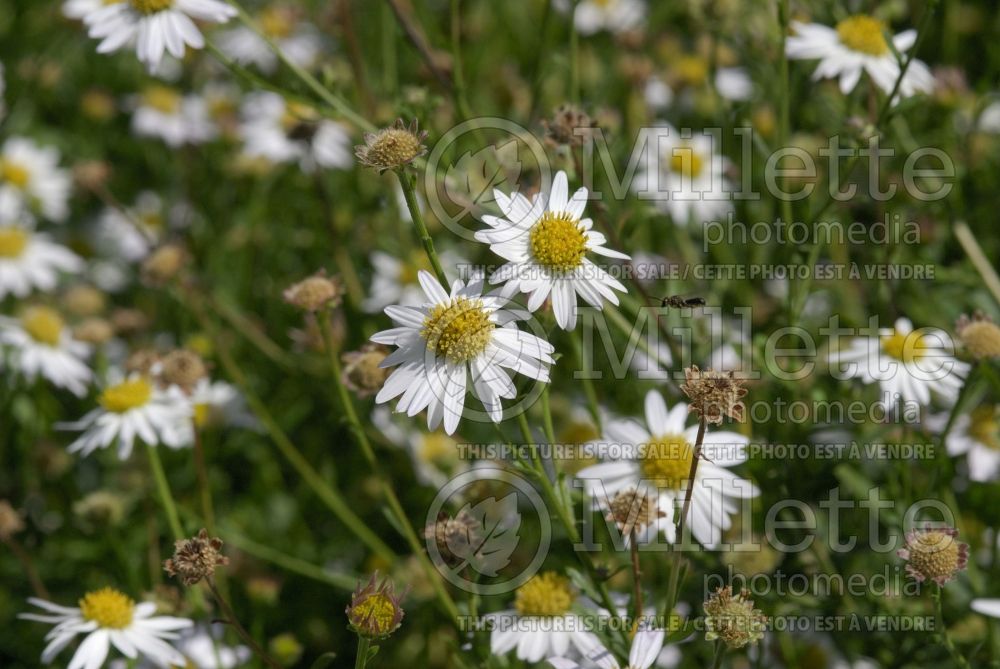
(566, 327), (602, 432)
(396, 169), (450, 287)
(777, 0), (794, 231)
(711, 640), (726, 669)
(147, 444), (184, 541)
(933, 584), (971, 668)
(207, 579), (284, 669)
(540, 385), (557, 444)
(664, 417), (706, 618)
(354, 637), (371, 669)
(568, 0), (580, 103)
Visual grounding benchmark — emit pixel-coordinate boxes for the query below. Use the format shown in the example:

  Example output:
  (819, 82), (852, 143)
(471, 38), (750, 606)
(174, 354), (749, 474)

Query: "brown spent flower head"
(0, 500), (25, 541)
(141, 244), (188, 286)
(111, 308), (151, 335)
(355, 118), (427, 173)
(897, 524), (969, 586)
(164, 528), (229, 586)
(283, 271), (344, 312)
(62, 284), (107, 317)
(73, 160), (111, 190)
(341, 343), (391, 398)
(159, 348), (208, 394)
(346, 573), (406, 639)
(424, 510), (480, 568)
(956, 311), (1000, 360)
(126, 349), (162, 377)
(73, 318), (115, 345)
(542, 104), (596, 148)
(703, 585), (768, 649)
(605, 486), (665, 538)
(680, 365), (747, 424)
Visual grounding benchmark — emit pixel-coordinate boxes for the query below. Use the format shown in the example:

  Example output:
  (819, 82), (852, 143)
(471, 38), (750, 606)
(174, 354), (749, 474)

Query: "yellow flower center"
(78, 587), (135, 629)
(397, 250), (432, 286)
(143, 86), (181, 114)
(514, 572), (574, 617)
(836, 15), (889, 56)
(908, 530), (962, 581)
(674, 55), (709, 86)
(968, 406), (1000, 451)
(260, 7), (294, 38)
(421, 297), (494, 363)
(193, 403), (210, 428)
(641, 434), (693, 490)
(0, 159), (30, 189)
(22, 307), (65, 346)
(669, 145), (704, 180)
(419, 432), (458, 465)
(0, 227), (29, 258)
(139, 212), (164, 230)
(280, 102), (319, 132)
(130, 0), (173, 14)
(350, 593), (396, 632)
(530, 211), (588, 272)
(881, 330), (928, 363)
(99, 378), (154, 413)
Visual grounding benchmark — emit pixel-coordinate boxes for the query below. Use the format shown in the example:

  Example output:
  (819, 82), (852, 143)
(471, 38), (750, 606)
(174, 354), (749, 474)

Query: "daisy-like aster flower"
(475, 171), (629, 330)
(833, 317), (969, 407)
(0, 137), (72, 222)
(632, 125), (732, 225)
(577, 389), (759, 547)
(130, 86), (218, 148)
(565, 0), (645, 36)
(95, 191), (169, 263)
(897, 524), (969, 586)
(85, 0), (237, 69)
(372, 406), (465, 487)
(362, 248), (465, 313)
(548, 628), (665, 669)
(189, 377), (256, 430)
(238, 92), (352, 172)
(943, 405), (1000, 481)
(109, 624), (251, 669)
(215, 5), (322, 74)
(0, 306), (92, 397)
(19, 588), (192, 669)
(972, 599), (1000, 619)
(786, 15), (934, 99)
(371, 270), (554, 435)
(489, 572), (597, 663)
(60, 371), (193, 460)
(0, 221), (84, 297)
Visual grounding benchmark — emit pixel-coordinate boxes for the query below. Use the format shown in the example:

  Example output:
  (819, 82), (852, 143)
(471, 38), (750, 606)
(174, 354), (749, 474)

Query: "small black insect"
(660, 295), (706, 309)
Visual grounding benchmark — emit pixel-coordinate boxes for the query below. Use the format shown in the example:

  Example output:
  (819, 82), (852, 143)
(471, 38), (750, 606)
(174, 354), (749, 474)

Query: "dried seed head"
(703, 585), (767, 649)
(111, 308), (151, 335)
(62, 284), (107, 317)
(73, 317), (115, 345)
(542, 104), (596, 148)
(605, 486), (665, 538)
(73, 491), (126, 528)
(355, 119), (427, 173)
(424, 510), (480, 568)
(164, 528), (229, 586)
(341, 344), (391, 398)
(898, 524), (969, 586)
(680, 365), (747, 424)
(159, 349), (208, 393)
(956, 311), (1000, 360)
(73, 161), (112, 190)
(141, 244), (188, 286)
(283, 271), (344, 312)
(126, 349), (162, 377)
(346, 573), (406, 639)
(0, 500), (25, 541)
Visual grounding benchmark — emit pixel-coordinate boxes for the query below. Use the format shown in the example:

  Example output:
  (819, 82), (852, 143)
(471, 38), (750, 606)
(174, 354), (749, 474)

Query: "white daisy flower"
(109, 624), (251, 669)
(130, 86), (218, 148)
(19, 588), (192, 669)
(85, 0), (237, 69)
(979, 101), (1000, 133)
(548, 627), (665, 669)
(0, 307), (92, 397)
(238, 92), (352, 172)
(95, 191), (168, 262)
(0, 221), (84, 298)
(372, 406), (466, 487)
(475, 170), (630, 330)
(60, 371), (193, 460)
(569, 0), (645, 35)
(371, 270), (554, 435)
(362, 248), (465, 313)
(632, 125), (732, 225)
(489, 572), (599, 664)
(833, 317), (969, 407)
(189, 378), (256, 430)
(929, 406), (1000, 482)
(577, 389), (759, 547)
(0, 137), (72, 222)
(215, 6), (322, 74)
(972, 599), (1000, 619)
(63, 0), (107, 20)
(786, 15), (934, 99)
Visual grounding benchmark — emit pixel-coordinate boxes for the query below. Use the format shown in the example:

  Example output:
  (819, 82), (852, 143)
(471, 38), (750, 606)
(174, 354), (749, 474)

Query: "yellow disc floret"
(881, 330), (928, 363)
(530, 211), (588, 272)
(968, 406), (1000, 451)
(670, 146), (704, 180)
(421, 297), (494, 363)
(142, 85), (181, 114)
(836, 15), (889, 56)
(0, 160), (30, 189)
(99, 378), (154, 413)
(79, 587), (135, 629)
(514, 572), (574, 617)
(0, 227), (29, 258)
(350, 593), (395, 633)
(641, 434), (694, 490)
(22, 306), (65, 347)
(130, 0), (173, 13)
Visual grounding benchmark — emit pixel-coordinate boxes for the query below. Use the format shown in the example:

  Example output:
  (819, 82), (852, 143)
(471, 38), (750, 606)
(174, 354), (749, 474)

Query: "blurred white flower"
(189, 378), (257, 430)
(372, 406), (466, 487)
(0, 221), (83, 297)
(475, 170), (630, 330)
(568, 0), (645, 35)
(928, 406), (1000, 482)
(786, 16), (934, 100)
(0, 307), (91, 397)
(238, 92), (352, 172)
(131, 86), (218, 148)
(96, 191), (167, 262)
(548, 627), (665, 669)
(216, 6), (322, 73)
(972, 599), (1000, 619)
(0, 137), (72, 222)
(362, 248), (466, 313)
